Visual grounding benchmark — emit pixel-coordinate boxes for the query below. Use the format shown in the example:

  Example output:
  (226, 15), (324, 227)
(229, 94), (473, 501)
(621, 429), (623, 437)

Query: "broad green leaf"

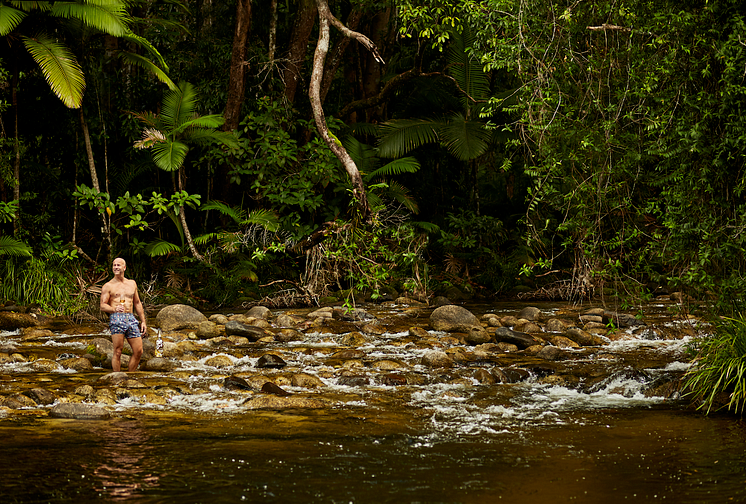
(0, 5), (27, 36)
(0, 235), (33, 256)
(50, 0), (129, 37)
(377, 119), (440, 158)
(151, 139), (188, 171)
(22, 34), (84, 108)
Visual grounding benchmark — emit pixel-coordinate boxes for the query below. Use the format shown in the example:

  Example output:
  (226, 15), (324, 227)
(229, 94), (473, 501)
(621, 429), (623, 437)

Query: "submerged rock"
(49, 403), (110, 420)
(421, 350), (454, 368)
(256, 353), (287, 369)
(224, 320), (270, 341)
(241, 395), (326, 409)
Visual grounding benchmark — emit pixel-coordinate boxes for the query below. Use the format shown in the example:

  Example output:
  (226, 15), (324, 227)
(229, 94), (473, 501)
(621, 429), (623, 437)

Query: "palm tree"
(133, 81), (238, 261)
(1, 0), (173, 245)
(376, 25), (498, 214)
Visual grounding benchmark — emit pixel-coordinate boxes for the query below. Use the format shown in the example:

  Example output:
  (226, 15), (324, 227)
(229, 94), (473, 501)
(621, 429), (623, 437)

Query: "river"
(1, 299), (744, 503)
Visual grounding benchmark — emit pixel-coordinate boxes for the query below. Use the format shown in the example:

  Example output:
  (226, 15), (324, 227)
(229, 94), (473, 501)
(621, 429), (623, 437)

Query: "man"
(100, 257), (148, 372)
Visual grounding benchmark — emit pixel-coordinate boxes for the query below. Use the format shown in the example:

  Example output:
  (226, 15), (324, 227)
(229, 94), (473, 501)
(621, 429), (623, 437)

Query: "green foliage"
(685, 315), (746, 415)
(0, 253), (87, 316)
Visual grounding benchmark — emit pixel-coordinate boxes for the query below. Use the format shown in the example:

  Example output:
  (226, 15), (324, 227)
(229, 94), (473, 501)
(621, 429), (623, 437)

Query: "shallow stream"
(1, 300), (744, 503)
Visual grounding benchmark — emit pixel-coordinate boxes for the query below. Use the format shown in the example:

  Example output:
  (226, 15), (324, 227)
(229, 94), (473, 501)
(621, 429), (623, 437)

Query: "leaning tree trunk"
(309, 0), (385, 220)
(223, 0), (252, 132)
(79, 108), (112, 262)
(176, 167), (204, 262)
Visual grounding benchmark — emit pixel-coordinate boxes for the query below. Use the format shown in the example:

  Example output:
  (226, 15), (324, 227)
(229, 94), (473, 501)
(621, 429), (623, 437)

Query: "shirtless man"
(100, 257), (148, 372)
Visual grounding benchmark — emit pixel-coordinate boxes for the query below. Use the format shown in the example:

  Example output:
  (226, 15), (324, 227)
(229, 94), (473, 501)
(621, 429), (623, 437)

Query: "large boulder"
(564, 327), (608, 346)
(0, 311), (40, 331)
(429, 305), (480, 333)
(246, 306), (272, 320)
(155, 304), (207, 332)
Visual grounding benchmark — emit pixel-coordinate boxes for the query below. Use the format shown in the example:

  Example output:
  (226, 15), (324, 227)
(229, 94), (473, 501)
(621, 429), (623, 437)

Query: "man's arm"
(100, 284), (114, 314)
(133, 285), (148, 334)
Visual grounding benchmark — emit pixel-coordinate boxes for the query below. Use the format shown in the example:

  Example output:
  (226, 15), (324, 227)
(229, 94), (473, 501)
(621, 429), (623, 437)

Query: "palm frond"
(9, 2), (51, 12)
(118, 51), (176, 90)
(439, 113), (491, 161)
(50, 0), (129, 37)
(377, 119), (440, 158)
(448, 25), (491, 110)
(133, 127), (166, 149)
(0, 235), (33, 256)
(343, 136), (380, 174)
(348, 122), (381, 137)
(193, 233), (218, 246)
(162, 81), (197, 129)
(376, 179), (419, 214)
(144, 238), (181, 257)
(151, 139), (188, 171)
(241, 209), (280, 232)
(22, 34), (85, 108)
(409, 221), (441, 233)
(121, 30), (170, 71)
(201, 200), (245, 223)
(0, 5), (27, 36)
(183, 127), (238, 149)
(365, 156), (420, 181)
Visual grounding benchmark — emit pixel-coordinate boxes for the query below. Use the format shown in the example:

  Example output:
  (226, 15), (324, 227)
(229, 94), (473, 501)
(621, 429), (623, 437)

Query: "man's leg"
(127, 336), (143, 372)
(111, 333), (125, 372)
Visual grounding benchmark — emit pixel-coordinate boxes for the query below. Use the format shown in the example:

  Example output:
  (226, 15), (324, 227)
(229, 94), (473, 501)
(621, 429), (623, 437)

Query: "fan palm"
(376, 25), (499, 213)
(133, 81), (239, 261)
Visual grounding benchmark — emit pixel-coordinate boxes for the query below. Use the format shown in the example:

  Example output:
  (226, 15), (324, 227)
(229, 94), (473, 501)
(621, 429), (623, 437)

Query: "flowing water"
(1, 300), (744, 503)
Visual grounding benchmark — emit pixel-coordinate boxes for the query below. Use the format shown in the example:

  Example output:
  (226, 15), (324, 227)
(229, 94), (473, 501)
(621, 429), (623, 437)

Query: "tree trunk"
(310, 0), (384, 220)
(11, 67), (20, 236)
(283, 0), (317, 104)
(223, 0), (252, 132)
(79, 108), (112, 261)
(268, 0), (278, 64)
(320, 9), (362, 103)
(176, 167), (204, 262)
(360, 7), (391, 122)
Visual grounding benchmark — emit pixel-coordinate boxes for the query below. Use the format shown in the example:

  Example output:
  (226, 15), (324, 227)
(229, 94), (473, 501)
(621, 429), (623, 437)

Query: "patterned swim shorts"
(109, 312), (142, 339)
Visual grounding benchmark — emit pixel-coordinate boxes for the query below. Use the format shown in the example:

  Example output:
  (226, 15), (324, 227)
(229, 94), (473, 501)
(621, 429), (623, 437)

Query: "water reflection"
(84, 420), (161, 500)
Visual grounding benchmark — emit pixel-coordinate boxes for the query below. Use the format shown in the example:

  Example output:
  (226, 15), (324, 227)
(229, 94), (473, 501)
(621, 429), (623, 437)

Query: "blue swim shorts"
(109, 312), (142, 339)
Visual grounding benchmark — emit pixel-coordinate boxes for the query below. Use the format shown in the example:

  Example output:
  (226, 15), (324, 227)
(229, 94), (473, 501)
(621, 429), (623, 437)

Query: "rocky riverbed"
(0, 295), (703, 422)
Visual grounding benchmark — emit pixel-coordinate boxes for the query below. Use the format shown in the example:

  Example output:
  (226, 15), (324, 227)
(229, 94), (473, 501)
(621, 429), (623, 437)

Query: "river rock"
(430, 296), (453, 308)
(338, 375), (369, 386)
(546, 335), (581, 348)
(204, 355), (233, 367)
(208, 314), (229, 325)
(256, 353), (287, 369)
(0, 311), (39, 330)
(60, 357), (93, 372)
(275, 313), (302, 328)
(537, 345), (564, 361)
(465, 327), (492, 345)
(409, 327), (429, 338)
(308, 307), (334, 319)
(492, 367), (531, 383)
(224, 375), (252, 390)
(49, 403), (110, 420)
(500, 315), (520, 327)
(97, 372), (130, 386)
(474, 368), (497, 384)
(421, 350), (454, 368)
(142, 357), (174, 372)
(94, 389), (118, 405)
(518, 306), (542, 321)
(31, 359), (62, 372)
(339, 332), (367, 346)
(3, 393), (37, 408)
(291, 373), (325, 388)
(493, 327), (544, 349)
(196, 321), (220, 339)
(603, 311), (645, 328)
(246, 306), (272, 319)
(156, 304), (207, 331)
(564, 327), (607, 346)
(545, 318), (570, 332)
(261, 382), (291, 396)
(275, 328), (304, 343)
(379, 373), (408, 386)
(339, 308), (374, 322)
(74, 385), (94, 398)
(430, 305), (480, 332)
(371, 360), (404, 371)
(496, 342), (519, 352)
(25, 387), (57, 405)
(242, 395), (326, 409)
(224, 320), (270, 341)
